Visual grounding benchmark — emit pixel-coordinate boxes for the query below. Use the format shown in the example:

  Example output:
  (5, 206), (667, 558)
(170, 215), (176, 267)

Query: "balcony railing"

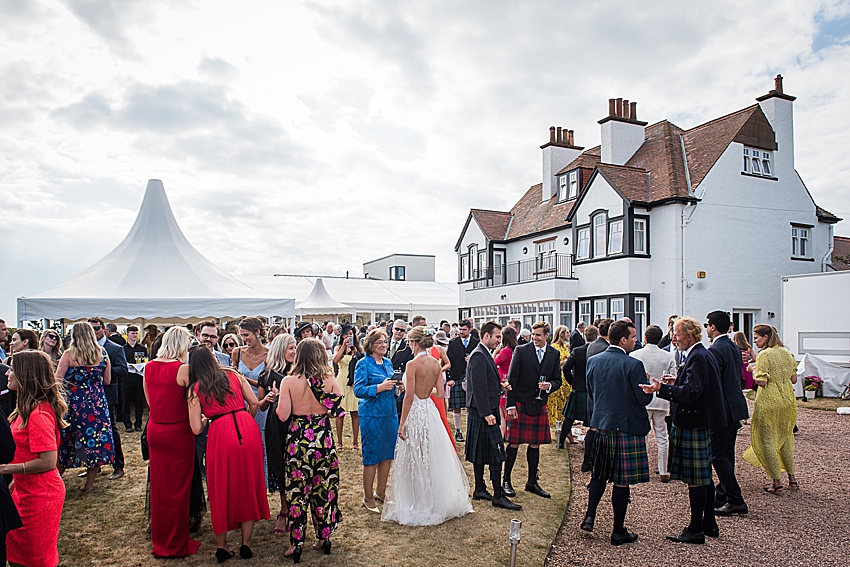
(471, 253), (574, 289)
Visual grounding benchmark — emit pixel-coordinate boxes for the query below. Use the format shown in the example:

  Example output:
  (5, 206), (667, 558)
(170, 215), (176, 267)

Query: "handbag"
(140, 422), (149, 461)
(348, 353), (363, 387)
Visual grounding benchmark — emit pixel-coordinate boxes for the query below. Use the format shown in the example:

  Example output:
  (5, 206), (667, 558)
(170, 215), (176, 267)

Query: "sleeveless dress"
(145, 360), (200, 558)
(337, 354), (359, 414)
(7, 401), (65, 567)
(58, 353), (115, 468)
(285, 375), (344, 546)
(382, 352), (473, 526)
(196, 372), (270, 534)
(238, 358), (268, 486)
(428, 346), (456, 452)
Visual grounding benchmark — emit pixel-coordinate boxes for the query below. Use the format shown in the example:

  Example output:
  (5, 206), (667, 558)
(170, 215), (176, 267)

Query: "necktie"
(391, 341), (397, 357)
(463, 338), (468, 349)
(537, 348), (544, 363)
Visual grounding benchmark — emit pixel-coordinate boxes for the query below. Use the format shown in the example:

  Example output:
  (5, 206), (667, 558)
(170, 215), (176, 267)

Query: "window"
(559, 301), (574, 327)
(593, 214), (607, 258)
(594, 299), (607, 319)
(558, 175), (568, 202)
(744, 147), (773, 177)
(634, 297), (647, 338)
(792, 225), (810, 257)
(610, 298), (624, 321)
(608, 220), (623, 254)
(536, 239), (556, 271)
(577, 228), (590, 259)
(389, 266), (405, 281)
(579, 301), (592, 326)
(460, 255), (469, 281)
(477, 250), (487, 278)
(634, 219), (647, 254)
(568, 171), (578, 200)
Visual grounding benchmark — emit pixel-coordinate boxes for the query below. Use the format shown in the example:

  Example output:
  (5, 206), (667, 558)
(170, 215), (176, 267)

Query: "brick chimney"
(757, 74), (797, 177)
(541, 126), (583, 202)
(598, 97), (647, 165)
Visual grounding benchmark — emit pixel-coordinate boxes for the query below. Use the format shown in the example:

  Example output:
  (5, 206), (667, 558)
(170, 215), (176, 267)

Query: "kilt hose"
(590, 429), (650, 485)
(668, 425), (713, 486)
(448, 371), (467, 410)
(504, 401), (551, 446)
(465, 407), (506, 466)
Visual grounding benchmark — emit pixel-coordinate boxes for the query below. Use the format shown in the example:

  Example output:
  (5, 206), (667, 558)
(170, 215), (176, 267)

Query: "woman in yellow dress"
(547, 326), (572, 431)
(742, 325), (799, 493)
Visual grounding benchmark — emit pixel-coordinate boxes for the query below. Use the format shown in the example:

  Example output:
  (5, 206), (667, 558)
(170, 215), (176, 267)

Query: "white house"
(363, 253), (436, 282)
(455, 76), (840, 341)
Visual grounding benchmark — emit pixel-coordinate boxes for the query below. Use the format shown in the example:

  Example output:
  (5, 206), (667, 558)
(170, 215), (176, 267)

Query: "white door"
(493, 251), (505, 285)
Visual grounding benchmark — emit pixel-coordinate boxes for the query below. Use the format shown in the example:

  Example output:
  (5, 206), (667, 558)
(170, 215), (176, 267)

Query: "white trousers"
(647, 409), (669, 475)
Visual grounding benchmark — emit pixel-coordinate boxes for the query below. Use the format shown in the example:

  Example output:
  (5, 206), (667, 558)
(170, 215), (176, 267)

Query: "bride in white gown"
(382, 326), (474, 526)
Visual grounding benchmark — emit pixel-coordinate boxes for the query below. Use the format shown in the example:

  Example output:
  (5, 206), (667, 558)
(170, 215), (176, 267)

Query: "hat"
(434, 330), (449, 345)
(393, 319), (407, 331)
(294, 321), (312, 338)
(340, 323), (356, 336)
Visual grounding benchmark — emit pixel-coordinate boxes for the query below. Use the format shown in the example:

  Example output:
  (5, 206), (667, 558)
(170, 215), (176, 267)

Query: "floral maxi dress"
(285, 376), (344, 547)
(58, 353), (115, 468)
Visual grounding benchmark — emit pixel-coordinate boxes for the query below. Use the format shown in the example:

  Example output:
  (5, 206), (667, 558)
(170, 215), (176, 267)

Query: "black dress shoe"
(714, 497), (727, 508)
(715, 502), (748, 516)
(610, 531), (638, 546)
(704, 524), (719, 538)
(472, 489), (492, 501)
(492, 496), (522, 511)
(503, 481), (516, 498)
(666, 528), (705, 544)
(135, 425), (143, 432)
(239, 545), (252, 559)
(125, 425), (134, 433)
(580, 515), (594, 532)
(525, 483), (551, 498)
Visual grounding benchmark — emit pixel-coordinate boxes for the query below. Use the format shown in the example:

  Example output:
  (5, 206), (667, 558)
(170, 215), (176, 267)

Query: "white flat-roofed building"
(363, 254), (436, 282)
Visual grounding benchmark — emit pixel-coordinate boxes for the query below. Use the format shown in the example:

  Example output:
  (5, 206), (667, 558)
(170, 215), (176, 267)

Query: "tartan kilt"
(465, 407), (505, 465)
(504, 401), (551, 445)
(668, 425), (713, 486)
(590, 430), (649, 485)
(448, 373), (467, 409)
(562, 391), (588, 423)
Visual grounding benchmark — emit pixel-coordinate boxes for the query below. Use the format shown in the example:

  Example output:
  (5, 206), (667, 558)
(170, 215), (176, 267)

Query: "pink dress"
(7, 401), (66, 567)
(494, 347), (514, 408)
(741, 348), (755, 389)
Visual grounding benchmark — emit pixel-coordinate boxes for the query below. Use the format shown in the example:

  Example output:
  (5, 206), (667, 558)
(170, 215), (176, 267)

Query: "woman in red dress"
(144, 327), (200, 558)
(493, 326), (517, 438)
(188, 346), (269, 563)
(0, 350), (68, 567)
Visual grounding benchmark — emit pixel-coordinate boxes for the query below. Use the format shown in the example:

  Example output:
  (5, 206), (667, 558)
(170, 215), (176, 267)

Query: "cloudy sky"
(2, 0), (850, 323)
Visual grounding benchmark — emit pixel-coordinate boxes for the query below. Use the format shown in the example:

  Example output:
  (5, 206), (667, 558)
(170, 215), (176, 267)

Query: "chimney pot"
(623, 100), (630, 119)
(615, 98), (623, 117)
(774, 74), (783, 94)
(629, 101), (637, 121)
(568, 129), (574, 146)
(556, 126), (562, 143)
(608, 99), (616, 116)
(549, 126), (556, 143)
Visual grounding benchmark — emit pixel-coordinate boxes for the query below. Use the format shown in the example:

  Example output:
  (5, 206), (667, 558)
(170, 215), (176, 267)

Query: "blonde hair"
(407, 326), (434, 349)
(552, 325), (568, 346)
(10, 350), (69, 429)
(290, 338), (333, 379)
(674, 317), (702, 342)
(753, 325), (783, 348)
(69, 322), (104, 366)
(39, 331), (63, 366)
(363, 329), (388, 356)
(732, 331), (752, 351)
(157, 326), (192, 362)
(267, 333), (296, 374)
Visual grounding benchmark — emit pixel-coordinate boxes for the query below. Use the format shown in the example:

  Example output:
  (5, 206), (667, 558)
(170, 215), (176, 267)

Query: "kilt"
(448, 373), (467, 410)
(668, 425), (713, 486)
(590, 430), (649, 485)
(562, 391), (588, 423)
(504, 401), (551, 445)
(465, 407), (505, 465)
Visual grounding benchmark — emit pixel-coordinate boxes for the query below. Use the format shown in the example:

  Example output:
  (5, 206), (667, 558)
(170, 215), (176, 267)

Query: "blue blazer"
(102, 338), (128, 405)
(708, 336), (749, 423)
(658, 342), (728, 430)
(586, 346), (653, 437)
(353, 356), (396, 418)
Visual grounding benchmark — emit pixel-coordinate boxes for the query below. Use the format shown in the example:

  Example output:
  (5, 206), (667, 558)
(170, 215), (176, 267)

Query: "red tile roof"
(626, 120), (690, 200)
(501, 184), (573, 240)
(816, 205), (841, 224)
(471, 209), (512, 241)
(832, 236), (850, 271)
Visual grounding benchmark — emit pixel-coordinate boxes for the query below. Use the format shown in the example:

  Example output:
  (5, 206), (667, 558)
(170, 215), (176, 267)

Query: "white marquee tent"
(16, 179), (294, 325)
(295, 279), (354, 321)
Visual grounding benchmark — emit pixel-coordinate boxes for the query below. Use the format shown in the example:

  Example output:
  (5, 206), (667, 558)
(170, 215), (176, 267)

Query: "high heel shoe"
(215, 548), (235, 563)
(322, 539), (332, 555)
(274, 511), (287, 535)
(284, 545), (302, 564)
(239, 544), (252, 559)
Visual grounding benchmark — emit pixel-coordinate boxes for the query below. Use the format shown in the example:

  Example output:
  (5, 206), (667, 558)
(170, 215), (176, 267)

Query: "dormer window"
(568, 171), (578, 199)
(558, 175), (568, 202)
(558, 171), (579, 202)
(743, 147), (773, 177)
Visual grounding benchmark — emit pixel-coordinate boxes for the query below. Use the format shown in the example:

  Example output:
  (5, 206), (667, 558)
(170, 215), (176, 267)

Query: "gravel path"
(546, 405), (850, 567)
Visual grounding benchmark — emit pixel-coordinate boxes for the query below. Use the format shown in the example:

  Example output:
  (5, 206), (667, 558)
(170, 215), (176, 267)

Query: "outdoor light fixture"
(509, 519), (522, 567)
(522, 247), (528, 254)
(500, 294), (507, 300)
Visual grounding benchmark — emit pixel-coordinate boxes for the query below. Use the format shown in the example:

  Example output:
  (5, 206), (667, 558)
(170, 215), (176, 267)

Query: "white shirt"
(97, 336), (107, 347)
(609, 345), (626, 354)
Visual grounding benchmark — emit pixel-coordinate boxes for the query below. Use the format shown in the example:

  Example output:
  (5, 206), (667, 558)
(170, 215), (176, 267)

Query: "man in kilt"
(583, 319), (653, 545)
(642, 317), (728, 544)
(504, 321), (562, 499)
(465, 321), (521, 510)
(446, 320), (479, 442)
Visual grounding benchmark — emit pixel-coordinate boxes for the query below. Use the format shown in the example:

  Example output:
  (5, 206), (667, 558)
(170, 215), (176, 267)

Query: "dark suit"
(389, 338), (412, 414)
(0, 363), (15, 418)
(465, 343), (507, 496)
(586, 337), (610, 359)
(122, 342), (148, 429)
(658, 343), (728, 431)
(108, 332), (126, 346)
(563, 344), (589, 393)
(586, 346), (653, 437)
(101, 338), (126, 469)
(569, 328), (586, 351)
(708, 335), (750, 506)
(506, 342), (562, 409)
(447, 335), (479, 411)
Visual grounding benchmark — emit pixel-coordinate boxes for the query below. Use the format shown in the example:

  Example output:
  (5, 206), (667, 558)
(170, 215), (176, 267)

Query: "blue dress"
(238, 359), (267, 485)
(58, 353), (115, 468)
(353, 356), (398, 466)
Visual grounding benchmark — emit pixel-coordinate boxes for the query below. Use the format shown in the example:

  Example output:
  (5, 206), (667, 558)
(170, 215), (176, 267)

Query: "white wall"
(363, 254), (436, 281)
(572, 175), (624, 226)
(781, 271), (850, 360)
(601, 120), (645, 165)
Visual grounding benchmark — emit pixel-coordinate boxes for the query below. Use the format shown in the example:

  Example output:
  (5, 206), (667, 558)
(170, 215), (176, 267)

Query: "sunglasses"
(224, 342), (237, 348)
(703, 323), (710, 328)
(91, 325), (102, 331)
(47, 334), (59, 340)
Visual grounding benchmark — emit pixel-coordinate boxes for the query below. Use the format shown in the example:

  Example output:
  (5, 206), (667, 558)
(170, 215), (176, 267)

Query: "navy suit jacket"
(658, 342), (728, 430)
(466, 343), (502, 417)
(708, 335), (749, 423)
(506, 342), (562, 407)
(586, 346), (653, 436)
(102, 338), (128, 405)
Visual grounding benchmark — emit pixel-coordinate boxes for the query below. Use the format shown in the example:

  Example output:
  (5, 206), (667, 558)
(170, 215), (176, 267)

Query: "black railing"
(471, 253), (574, 289)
